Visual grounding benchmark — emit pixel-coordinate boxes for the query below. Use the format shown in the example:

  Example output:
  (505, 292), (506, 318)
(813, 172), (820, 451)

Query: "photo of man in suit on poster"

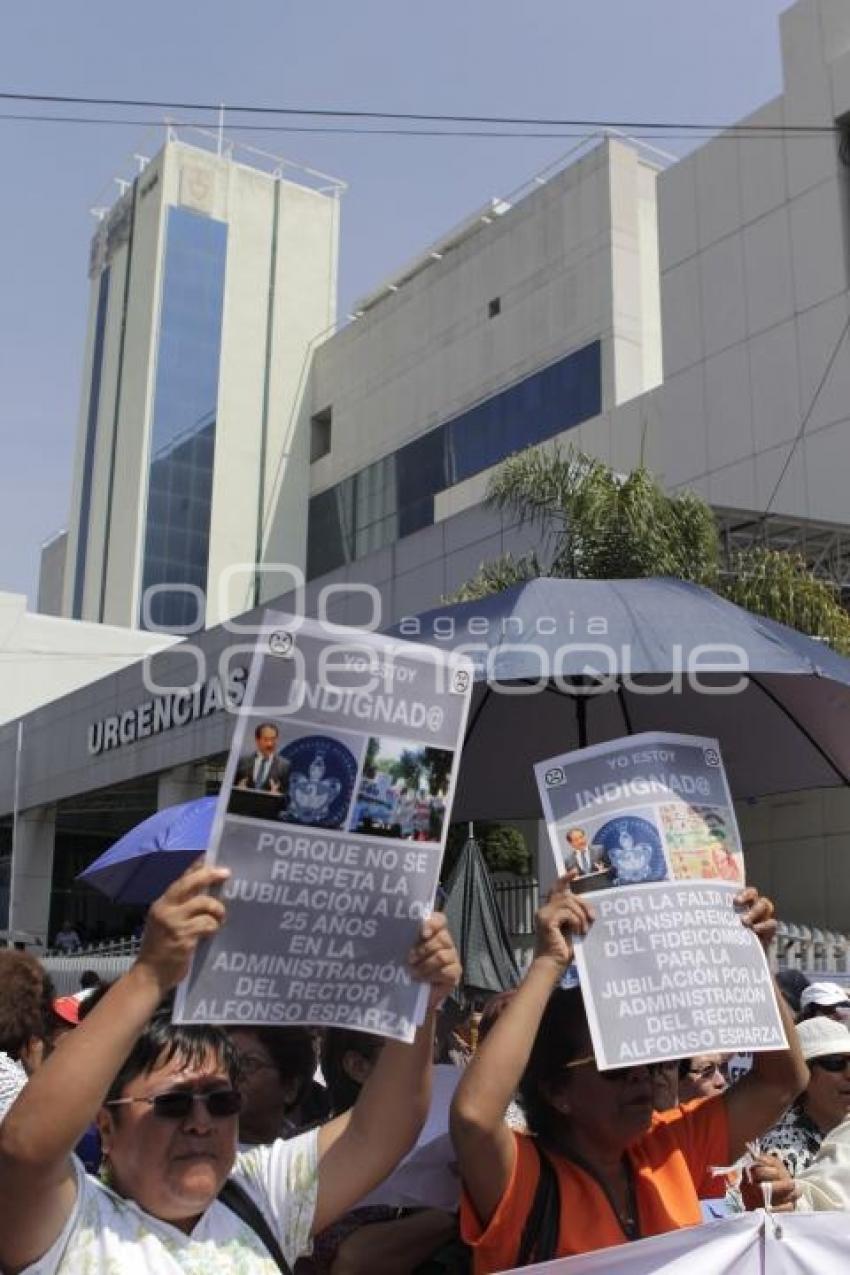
(562, 825), (611, 877)
(234, 722), (291, 795)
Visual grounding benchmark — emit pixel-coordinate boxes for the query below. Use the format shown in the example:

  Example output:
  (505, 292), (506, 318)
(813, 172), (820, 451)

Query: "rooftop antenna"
(133, 153), (150, 173)
(217, 103), (225, 156)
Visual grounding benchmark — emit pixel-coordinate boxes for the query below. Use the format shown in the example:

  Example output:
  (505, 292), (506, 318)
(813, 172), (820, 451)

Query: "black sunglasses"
(107, 1088), (243, 1120)
(811, 1055), (850, 1074)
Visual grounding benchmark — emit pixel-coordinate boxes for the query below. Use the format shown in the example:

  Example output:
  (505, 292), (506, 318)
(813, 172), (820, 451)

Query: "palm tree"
(450, 444), (850, 654)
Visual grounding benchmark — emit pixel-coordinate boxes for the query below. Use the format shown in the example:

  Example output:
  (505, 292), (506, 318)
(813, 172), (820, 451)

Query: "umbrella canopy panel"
(394, 577), (850, 821)
(443, 836), (520, 999)
(77, 797), (217, 904)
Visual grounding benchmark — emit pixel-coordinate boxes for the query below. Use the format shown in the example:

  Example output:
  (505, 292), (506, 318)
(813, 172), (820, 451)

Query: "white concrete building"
(0, 592), (175, 726)
(304, 0), (850, 598)
(16, 0), (850, 948)
(306, 138), (663, 583)
(63, 133), (342, 632)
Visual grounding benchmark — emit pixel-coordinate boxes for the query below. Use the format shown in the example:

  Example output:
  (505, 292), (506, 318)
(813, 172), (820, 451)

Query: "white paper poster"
(535, 732), (786, 1069)
(174, 613), (472, 1041)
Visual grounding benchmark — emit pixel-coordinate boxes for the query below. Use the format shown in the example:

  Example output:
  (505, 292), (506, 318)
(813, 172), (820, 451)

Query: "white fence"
(35, 885), (850, 994)
(492, 878), (850, 981)
(41, 938), (140, 995)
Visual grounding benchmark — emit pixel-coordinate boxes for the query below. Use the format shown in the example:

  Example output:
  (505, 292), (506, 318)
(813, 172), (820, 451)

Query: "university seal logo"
(595, 815), (668, 886)
(279, 734), (358, 828)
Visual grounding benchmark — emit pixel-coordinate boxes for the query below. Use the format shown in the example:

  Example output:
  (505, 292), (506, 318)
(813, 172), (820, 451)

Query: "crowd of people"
(1, 865), (849, 1274)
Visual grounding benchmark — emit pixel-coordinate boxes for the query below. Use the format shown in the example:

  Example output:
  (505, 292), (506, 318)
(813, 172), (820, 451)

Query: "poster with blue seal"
(175, 611), (473, 1044)
(534, 732), (785, 1072)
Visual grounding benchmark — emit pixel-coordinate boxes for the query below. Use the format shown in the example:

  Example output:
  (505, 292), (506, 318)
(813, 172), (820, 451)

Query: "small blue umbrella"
(77, 796), (217, 904)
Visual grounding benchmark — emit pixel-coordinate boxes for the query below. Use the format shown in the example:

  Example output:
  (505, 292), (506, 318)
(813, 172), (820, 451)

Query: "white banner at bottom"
(499, 1211), (850, 1274)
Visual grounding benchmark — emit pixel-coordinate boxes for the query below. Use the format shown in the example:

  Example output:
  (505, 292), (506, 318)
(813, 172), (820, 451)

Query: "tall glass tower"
(63, 133), (342, 631)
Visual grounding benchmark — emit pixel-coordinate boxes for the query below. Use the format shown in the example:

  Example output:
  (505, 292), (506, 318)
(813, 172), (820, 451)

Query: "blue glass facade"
(307, 339), (601, 578)
(140, 208), (228, 629)
(72, 267), (111, 618)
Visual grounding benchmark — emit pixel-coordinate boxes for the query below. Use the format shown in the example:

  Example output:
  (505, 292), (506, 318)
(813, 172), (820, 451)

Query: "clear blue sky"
(0, 0), (790, 605)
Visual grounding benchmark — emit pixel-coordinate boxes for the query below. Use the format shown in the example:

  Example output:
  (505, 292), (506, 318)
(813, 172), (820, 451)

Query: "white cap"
(796, 1016), (850, 1061)
(800, 981), (850, 1011)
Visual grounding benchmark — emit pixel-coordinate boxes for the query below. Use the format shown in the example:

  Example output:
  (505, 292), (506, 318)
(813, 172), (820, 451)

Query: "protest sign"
(174, 613), (472, 1042)
(535, 732), (786, 1069)
(499, 1212), (850, 1275)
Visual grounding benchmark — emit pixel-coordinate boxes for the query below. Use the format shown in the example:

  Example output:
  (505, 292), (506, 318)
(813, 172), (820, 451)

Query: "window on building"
(72, 266), (111, 619)
(310, 407), (333, 462)
(140, 207), (228, 631)
(836, 114), (850, 282)
(488, 297), (501, 318)
(307, 339), (602, 579)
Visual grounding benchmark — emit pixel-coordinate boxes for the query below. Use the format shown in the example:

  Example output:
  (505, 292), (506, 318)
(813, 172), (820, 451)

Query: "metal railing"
(773, 921), (849, 980)
(35, 889), (850, 994)
(41, 937), (141, 996)
(493, 878), (850, 981)
(493, 876), (540, 937)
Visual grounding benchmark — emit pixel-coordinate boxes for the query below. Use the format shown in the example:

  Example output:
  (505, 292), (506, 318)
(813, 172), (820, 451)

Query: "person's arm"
(312, 913), (461, 1235)
(794, 1117), (850, 1211)
(0, 862), (229, 1275)
(450, 878), (594, 1228)
(331, 1209), (458, 1275)
(722, 887), (808, 1161)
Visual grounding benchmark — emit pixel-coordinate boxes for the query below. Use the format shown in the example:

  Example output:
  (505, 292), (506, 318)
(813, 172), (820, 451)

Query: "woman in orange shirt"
(450, 877), (806, 1273)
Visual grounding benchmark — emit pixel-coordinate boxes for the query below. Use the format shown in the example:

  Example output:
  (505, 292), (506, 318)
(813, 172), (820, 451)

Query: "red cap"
(52, 996), (80, 1026)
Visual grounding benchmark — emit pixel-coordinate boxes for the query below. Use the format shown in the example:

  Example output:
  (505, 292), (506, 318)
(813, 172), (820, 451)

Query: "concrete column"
(536, 818), (558, 897)
(157, 763), (207, 810)
(9, 803), (56, 944)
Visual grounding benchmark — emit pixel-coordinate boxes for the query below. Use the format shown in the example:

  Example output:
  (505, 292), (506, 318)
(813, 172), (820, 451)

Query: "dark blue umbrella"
(77, 796), (217, 903)
(393, 577), (850, 820)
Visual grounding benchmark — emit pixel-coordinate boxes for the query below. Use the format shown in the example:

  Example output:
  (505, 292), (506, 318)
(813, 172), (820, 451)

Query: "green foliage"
(389, 748), (424, 790)
(448, 551), (540, 605)
(443, 822), (532, 880)
(480, 823), (532, 874)
(422, 747), (452, 796)
(723, 548), (850, 655)
(485, 445), (719, 584)
(447, 442), (850, 650)
(363, 736), (380, 773)
(379, 745), (454, 794)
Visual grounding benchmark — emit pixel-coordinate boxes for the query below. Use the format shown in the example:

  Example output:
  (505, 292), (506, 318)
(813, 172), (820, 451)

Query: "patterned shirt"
(23, 1130), (319, 1275)
(0, 1052), (27, 1122)
(761, 1103), (823, 1176)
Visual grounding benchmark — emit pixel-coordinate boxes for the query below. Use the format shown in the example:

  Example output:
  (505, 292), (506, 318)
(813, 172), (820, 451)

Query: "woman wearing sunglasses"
(761, 1015), (850, 1177)
(0, 861), (461, 1275)
(450, 875), (807, 1272)
(677, 1054), (729, 1102)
